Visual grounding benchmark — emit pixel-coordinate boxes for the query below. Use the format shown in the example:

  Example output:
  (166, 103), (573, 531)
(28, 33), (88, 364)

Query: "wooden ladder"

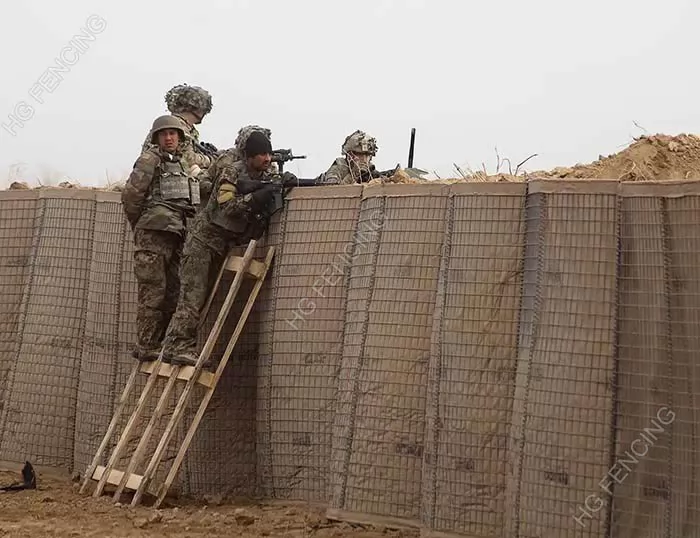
(79, 239), (274, 508)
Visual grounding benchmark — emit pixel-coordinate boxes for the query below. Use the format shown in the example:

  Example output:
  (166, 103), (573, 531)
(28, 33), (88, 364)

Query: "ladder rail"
(130, 239), (259, 506)
(81, 246), (231, 497)
(111, 366), (180, 500)
(154, 245), (275, 507)
(79, 365), (139, 494)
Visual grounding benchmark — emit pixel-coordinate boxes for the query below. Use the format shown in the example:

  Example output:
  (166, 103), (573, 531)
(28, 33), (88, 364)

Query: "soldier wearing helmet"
(122, 114), (206, 363)
(141, 83), (216, 177)
(318, 130), (380, 185)
(160, 129), (280, 370)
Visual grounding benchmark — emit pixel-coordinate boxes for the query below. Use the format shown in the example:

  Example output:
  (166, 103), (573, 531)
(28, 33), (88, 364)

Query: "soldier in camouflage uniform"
(141, 84), (216, 198)
(122, 115), (204, 362)
(317, 130), (380, 185)
(161, 129), (280, 369)
(228, 124), (279, 174)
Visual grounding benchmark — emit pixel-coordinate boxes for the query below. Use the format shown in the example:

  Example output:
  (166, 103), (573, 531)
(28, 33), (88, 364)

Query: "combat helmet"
(149, 114), (185, 144)
(164, 83), (213, 118)
(342, 130), (378, 157)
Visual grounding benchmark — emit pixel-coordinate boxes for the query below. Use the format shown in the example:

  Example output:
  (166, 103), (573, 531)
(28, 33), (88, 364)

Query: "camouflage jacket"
(317, 157), (357, 185)
(190, 152), (274, 251)
(121, 145), (199, 235)
(317, 158), (390, 185)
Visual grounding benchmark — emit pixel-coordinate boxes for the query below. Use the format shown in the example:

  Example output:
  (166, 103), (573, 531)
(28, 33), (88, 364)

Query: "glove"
(280, 171), (298, 184)
(249, 184), (276, 211)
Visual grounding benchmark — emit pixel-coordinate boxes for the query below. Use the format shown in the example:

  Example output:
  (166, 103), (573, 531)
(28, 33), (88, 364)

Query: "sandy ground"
(0, 466), (416, 538)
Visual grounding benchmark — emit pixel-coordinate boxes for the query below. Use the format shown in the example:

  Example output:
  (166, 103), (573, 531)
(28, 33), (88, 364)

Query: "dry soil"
(0, 467), (416, 538)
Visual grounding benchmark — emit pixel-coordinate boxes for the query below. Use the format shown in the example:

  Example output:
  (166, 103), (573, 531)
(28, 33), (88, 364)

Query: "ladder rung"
(139, 362), (215, 388)
(225, 255), (266, 279)
(92, 465), (143, 490)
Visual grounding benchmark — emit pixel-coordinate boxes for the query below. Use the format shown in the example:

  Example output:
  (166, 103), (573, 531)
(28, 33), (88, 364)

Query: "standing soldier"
(141, 84), (217, 197)
(161, 129), (281, 369)
(122, 115), (204, 362)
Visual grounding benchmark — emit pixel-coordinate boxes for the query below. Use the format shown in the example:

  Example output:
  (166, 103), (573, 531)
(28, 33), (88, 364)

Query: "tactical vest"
(209, 189), (252, 235)
(208, 167), (269, 236)
(150, 158), (200, 206)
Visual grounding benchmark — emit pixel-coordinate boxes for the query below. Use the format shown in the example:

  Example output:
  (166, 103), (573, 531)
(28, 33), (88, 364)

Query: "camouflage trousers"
(161, 232), (226, 358)
(133, 228), (184, 354)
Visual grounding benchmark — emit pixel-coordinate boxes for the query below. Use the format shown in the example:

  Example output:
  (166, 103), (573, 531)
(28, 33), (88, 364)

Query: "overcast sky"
(1, 0), (698, 188)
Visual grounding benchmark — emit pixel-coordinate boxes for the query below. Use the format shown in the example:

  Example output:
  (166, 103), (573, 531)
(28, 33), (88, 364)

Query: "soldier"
(122, 114), (204, 362)
(161, 129), (280, 369)
(317, 129), (380, 185)
(141, 84), (216, 195)
(228, 124), (279, 174)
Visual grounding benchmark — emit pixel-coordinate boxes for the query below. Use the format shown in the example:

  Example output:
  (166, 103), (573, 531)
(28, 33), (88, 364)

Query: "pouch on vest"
(189, 177), (201, 205)
(160, 161), (191, 201)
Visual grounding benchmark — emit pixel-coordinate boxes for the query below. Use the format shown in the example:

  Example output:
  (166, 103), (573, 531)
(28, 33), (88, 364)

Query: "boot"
(167, 350), (214, 371)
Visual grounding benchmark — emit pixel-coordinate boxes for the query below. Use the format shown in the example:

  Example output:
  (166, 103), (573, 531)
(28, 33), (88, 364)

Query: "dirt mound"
(533, 133), (700, 181)
(5, 133), (700, 190)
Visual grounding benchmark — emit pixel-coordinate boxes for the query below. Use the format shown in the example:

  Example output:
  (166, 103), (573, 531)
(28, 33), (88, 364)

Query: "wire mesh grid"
(3, 183), (700, 537)
(611, 188), (700, 538)
(510, 184), (620, 538)
(73, 197), (126, 474)
(330, 187), (446, 526)
(256, 188), (361, 503)
(422, 183), (525, 538)
(0, 195), (95, 467)
(0, 196), (38, 434)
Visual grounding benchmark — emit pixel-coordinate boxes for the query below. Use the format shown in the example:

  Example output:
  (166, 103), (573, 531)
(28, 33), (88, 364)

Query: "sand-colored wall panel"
(612, 194), (681, 537)
(0, 198), (94, 467)
(422, 187), (524, 538)
(0, 198), (39, 429)
(509, 188), (618, 538)
(665, 194), (700, 536)
(329, 191), (445, 526)
(256, 192), (361, 503)
(73, 200), (126, 473)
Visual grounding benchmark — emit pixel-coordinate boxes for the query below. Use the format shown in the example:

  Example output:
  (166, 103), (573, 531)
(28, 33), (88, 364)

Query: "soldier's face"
(157, 129), (180, 152)
(350, 152), (372, 165)
(248, 152), (272, 172)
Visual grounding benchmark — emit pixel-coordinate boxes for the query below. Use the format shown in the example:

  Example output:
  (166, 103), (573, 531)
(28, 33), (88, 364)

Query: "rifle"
(359, 163), (400, 183)
(271, 148), (307, 172)
(194, 140), (220, 159)
(236, 173), (320, 216)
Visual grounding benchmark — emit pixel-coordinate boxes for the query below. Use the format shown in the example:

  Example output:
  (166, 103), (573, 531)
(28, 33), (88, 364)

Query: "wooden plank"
(92, 465), (142, 491)
(138, 361), (215, 388)
(224, 255), (266, 278)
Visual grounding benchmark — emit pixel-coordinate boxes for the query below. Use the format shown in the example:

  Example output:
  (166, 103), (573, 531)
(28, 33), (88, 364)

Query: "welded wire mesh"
(255, 186), (361, 503)
(422, 183), (525, 538)
(1, 182), (700, 538)
(329, 185), (446, 527)
(612, 184), (700, 538)
(1, 194), (94, 467)
(509, 182), (620, 538)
